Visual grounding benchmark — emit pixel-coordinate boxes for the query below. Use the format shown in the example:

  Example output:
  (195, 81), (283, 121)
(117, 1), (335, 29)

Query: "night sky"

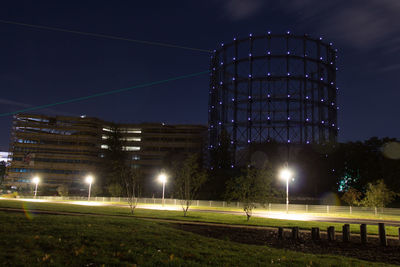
(1, 0), (399, 151)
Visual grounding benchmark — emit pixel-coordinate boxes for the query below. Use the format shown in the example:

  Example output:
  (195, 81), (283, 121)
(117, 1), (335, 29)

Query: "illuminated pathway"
(2, 197), (400, 227)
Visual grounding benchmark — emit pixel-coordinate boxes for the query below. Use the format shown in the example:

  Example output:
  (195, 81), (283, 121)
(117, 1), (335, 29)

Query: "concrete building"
(4, 114), (207, 191)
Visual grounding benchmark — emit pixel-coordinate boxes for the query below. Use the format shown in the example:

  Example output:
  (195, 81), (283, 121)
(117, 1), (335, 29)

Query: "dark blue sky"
(0, 0), (399, 151)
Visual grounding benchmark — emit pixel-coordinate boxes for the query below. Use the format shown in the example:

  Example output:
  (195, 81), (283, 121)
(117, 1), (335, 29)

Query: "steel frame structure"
(209, 33), (338, 165)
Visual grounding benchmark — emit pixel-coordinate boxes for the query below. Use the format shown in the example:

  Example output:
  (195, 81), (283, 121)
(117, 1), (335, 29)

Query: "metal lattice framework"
(209, 33), (338, 165)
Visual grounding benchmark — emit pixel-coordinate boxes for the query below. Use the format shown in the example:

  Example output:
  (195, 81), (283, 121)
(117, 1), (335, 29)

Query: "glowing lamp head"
(158, 173), (167, 184)
(280, 169), (293, 181)
(85, 175), (94, 184)
(32, 176), (40, 184)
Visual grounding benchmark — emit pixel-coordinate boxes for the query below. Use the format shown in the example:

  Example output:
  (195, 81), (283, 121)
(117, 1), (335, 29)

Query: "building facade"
(4, 114), (207, 191)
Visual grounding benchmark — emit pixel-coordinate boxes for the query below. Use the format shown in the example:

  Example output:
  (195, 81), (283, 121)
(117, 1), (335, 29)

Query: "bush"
(360, 179), (397, 208)
(90, 184), (103, 197)
(57, 185), (69, 197)
(107, 183), (123, 197)
(341, 187), (361, 206)
(1, 192), (19, 198)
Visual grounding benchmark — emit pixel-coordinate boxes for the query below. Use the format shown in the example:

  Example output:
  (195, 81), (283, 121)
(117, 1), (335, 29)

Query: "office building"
(4, 114), (207, 190)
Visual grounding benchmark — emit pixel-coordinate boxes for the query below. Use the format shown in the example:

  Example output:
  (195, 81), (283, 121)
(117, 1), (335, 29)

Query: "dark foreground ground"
(171, 223), (400, 265)
(1, 199), (398, 266)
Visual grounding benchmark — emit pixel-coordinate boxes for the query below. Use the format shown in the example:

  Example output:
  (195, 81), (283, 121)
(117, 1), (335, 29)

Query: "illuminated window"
(101, 144), (109, 149)
(102, 135), (109, 139)
(124, 137), (141, 142)
(124, 128), (141, 134)
(102, 127), (112, 132)
(123, 146), (140, 151)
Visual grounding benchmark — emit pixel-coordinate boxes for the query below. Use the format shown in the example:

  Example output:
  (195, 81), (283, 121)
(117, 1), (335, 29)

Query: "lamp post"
(32, 176), (40, 198)
(158, 173), (167, 207)
(279, 168), (293, 213)
(85, 175), (94, 201)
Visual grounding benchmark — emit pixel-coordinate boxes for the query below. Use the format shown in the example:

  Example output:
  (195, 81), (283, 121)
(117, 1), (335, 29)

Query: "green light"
(338, 168), (359, 192)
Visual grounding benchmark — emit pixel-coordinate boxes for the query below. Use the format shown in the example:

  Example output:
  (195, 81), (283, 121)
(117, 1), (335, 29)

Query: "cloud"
(283, 0), (400, 51)
(382, 37), (400, 54)
(218, 0), (265, 20)
(0, 97), (76, 116)
(320, 6), (388, 48)
(378, 63), (400, 73)
(0, 98), (32, 108)
(217, 0), (400, 51)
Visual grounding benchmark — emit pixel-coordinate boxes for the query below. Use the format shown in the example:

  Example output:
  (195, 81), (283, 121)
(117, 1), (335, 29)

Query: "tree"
(332, 137), (400, 194)
(57, 184), (69, 197)
(0, 161), (5, 185)
(102, 124), (127, 186)
(360, 179), (397, 208)
(341, 187), (361, 206)
(123, 168), (143, 214)
(204, 130), (236, 200)
(90, 183), (103, 197)
(173, 154), (207, 216)
(107, 183), (123, 197)
(226, 167), (281, 221)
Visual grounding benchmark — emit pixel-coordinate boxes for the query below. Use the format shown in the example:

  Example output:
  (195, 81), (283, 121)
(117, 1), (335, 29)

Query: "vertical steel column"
(302, 37), (307, 143)
(326, 45), (333, 143)
(267, 35), (271, 141)
(247, 36), (254, 144)
(311, 72), (315, 143)
(221, 46), (227, 133)
(332, 49), (338, 143)
(233, 40), (238, 163)
(208, 53), (218, 151)
(317, 41), (323, 143)
(286, 35), (290, 142)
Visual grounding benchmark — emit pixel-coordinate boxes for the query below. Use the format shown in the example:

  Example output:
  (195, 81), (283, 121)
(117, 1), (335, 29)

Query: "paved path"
(108, 202), (400, 226)
(193, 209), (400, 227)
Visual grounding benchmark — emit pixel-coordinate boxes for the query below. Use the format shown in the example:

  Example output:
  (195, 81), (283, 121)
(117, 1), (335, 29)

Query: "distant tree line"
(204, 136), (400, 206)
(341, 180), (398, 208)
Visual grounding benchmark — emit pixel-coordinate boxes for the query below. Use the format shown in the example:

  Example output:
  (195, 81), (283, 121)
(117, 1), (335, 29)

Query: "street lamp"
(279, 168), (293, 213)
(32, 176), (40, 198)
(158, 173), (167, 207)
(85, 175), (94, 201)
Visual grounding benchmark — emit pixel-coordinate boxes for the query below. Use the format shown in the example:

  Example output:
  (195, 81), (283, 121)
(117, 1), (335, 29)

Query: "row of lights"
(215, 96), (336, 103)
(229, 32), (334, 44)
(212, 35), (338, 59)
(212, 74), (337, 80)
(33, 169), (292, 213)
(32, 175), (94, 199)
(30, 174), (169, 205)
(244, 53), (332, 61)
(217, 60), (337, 68)
(209, 133), (339, 149)
(211, 119), (338, 126)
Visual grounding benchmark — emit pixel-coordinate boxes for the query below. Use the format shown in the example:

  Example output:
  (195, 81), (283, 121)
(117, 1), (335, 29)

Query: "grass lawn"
(14, 195), (400, 221)
(0, 199), (399, 237)
(0, 210), (394, 266)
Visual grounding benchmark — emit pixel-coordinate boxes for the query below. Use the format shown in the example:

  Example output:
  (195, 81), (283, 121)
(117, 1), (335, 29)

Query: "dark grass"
(0, 211), (394, 266)
(0, 199), (399, 236)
